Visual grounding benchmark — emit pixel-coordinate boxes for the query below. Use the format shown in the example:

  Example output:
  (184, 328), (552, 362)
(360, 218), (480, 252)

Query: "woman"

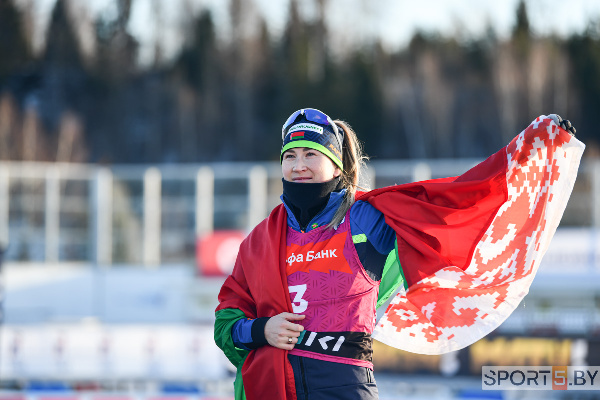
(215, 108), (583, 400)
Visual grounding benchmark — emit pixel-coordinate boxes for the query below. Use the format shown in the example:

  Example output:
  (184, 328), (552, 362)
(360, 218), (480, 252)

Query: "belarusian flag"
(360, 115), (585, 355)
(291, 131), (304, 140)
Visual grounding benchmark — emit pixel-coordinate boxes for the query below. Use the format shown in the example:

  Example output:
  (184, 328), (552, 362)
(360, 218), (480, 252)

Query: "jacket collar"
(280, 189), (347, 232)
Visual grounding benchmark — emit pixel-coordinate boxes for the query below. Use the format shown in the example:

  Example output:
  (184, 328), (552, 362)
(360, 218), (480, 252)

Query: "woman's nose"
(292, 158), (307, 171)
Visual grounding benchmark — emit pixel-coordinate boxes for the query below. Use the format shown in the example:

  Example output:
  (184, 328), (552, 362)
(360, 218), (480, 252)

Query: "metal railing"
(0, 159), (598, 266)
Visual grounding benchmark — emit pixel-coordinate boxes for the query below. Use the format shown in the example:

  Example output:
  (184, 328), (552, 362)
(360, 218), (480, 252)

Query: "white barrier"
(0, 324), (231, 381)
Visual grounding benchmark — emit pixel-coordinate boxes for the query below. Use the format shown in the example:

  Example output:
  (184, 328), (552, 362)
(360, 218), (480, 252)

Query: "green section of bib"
(376, 239), (407, 309)
(352, 234), (367, 244)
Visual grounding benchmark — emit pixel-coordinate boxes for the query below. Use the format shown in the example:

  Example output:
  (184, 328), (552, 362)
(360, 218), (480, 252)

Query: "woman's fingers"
(282, 312), (305, 334)
(283, 321), (304, 333)
(548, 114), (576, 136)
(264, 312), (306, 349)
(281, 312), (306, 320)
(279, 333), (297, 348)
(276, 313), (305, 334)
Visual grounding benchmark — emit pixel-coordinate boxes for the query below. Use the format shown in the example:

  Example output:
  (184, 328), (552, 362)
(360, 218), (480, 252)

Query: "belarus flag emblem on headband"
(291, 131), (304, 140)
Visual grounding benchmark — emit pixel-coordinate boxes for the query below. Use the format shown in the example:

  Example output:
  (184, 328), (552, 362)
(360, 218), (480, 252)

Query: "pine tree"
(0, 0), (31, 87)
(38, 0), (87, 131)
(43, 0), (83, 68)
(512, 0), (531, 57)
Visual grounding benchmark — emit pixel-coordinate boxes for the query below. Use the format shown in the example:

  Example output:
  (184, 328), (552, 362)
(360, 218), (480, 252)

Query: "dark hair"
(327, 120), (369, 229)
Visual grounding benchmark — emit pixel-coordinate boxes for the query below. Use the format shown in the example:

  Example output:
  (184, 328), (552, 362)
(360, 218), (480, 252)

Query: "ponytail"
(326, 120), (369, 229)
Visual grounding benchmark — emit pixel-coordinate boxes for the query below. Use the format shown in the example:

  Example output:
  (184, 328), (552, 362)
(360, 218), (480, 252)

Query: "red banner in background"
(196, 231), (246, 276)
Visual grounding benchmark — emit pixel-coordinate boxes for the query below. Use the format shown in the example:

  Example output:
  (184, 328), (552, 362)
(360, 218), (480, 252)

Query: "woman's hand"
(549, 114), (576, 136)
(264, 312), (305, 350)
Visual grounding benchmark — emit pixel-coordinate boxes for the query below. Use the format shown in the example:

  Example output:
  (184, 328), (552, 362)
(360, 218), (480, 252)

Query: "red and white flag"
(363, 115), (585, 354)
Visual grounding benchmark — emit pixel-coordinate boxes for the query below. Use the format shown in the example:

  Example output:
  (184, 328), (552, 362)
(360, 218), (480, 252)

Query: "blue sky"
(23, 0), (600, 64)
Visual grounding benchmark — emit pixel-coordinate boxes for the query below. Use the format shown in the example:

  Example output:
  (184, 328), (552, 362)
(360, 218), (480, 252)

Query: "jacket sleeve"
(232, 317), (271, 350)
(349, 200), (406, 308)
(214, 308), (250, 367)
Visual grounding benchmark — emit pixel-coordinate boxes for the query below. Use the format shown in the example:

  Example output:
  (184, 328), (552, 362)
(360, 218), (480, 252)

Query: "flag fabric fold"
(216, 205), (297, 400)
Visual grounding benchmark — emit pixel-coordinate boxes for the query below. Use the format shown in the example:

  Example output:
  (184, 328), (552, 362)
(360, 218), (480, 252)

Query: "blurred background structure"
(1, 0), (600, 399)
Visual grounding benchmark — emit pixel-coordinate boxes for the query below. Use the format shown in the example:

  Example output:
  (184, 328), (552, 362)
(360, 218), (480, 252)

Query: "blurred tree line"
(0, 0), (599, 164)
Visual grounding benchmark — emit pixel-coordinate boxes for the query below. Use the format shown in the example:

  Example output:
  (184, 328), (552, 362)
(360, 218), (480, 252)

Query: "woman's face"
(282, 147), (341, 183)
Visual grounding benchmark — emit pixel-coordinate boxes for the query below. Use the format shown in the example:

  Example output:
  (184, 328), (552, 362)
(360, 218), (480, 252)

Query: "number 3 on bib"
(288, 284), (308, 313)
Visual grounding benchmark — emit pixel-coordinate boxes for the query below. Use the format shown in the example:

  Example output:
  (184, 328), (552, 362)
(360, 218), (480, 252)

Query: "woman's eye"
(284, 153), (295, 159)
(306, 151), (316, 157)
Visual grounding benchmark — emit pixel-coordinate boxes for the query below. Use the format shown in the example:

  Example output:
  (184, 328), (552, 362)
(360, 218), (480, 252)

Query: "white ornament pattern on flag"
(372, 115), (585, 355)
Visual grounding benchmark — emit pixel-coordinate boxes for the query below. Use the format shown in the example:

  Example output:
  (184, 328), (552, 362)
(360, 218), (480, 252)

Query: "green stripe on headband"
(281, 140), (344, 171)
